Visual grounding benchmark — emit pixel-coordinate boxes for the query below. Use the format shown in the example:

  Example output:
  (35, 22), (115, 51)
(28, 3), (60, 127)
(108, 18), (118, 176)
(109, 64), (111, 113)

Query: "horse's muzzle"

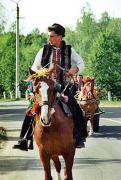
(40, 117), (51, 127)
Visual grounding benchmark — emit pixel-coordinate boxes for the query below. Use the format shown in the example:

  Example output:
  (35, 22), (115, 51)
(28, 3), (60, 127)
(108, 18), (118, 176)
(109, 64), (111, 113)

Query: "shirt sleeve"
(31, 48), (43, 71)
(71, 48), (85, 74)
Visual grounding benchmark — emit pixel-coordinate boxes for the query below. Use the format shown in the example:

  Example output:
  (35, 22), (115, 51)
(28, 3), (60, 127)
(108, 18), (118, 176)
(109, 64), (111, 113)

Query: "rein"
(42, 61), (68, 75)
(52, 81), (70, 108)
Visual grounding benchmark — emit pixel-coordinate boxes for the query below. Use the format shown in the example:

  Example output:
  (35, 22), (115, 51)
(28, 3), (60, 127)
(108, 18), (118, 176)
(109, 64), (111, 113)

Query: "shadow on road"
(0, 105), (27, 107)
(73, 157), (121, 169)
(92, 125), (121, 139)
(0, 156), (42, 174)
(7, 136), (20, 141)
(0, 108), (26, 115)
(1, 155), (121, 174)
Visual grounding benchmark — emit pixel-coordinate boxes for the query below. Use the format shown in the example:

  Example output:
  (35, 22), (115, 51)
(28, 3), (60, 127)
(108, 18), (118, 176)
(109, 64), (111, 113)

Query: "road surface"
(0, 100), (121, 180)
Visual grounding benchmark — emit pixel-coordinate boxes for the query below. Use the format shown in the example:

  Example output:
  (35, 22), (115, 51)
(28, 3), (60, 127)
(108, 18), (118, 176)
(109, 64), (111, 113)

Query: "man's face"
(48, 31), (62, 47)
(77, 75), (83, 83)
(73, 75), (77, 82)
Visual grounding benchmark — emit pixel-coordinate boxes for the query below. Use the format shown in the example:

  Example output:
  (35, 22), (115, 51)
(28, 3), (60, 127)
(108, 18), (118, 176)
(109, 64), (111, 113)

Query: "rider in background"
(13, 23), (88, 150)
(77, 74), (84, 91)
(69, 74), (84, 96)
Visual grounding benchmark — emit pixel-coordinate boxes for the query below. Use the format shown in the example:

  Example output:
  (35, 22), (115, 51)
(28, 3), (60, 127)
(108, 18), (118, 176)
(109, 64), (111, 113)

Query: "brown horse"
(27, 68), (75, 180)
(76, 77), (100, 136)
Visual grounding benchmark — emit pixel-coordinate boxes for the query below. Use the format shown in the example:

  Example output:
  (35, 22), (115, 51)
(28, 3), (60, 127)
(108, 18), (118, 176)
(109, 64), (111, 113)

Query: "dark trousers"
(65, 86), (88, 139)
(20, 115), (33, 140)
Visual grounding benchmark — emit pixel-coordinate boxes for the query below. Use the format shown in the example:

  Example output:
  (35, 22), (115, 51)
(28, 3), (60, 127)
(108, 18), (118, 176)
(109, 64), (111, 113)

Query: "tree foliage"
(89, 18), (121, 97)
(0, 32), (16, 94)
(0, 4), (121, 99)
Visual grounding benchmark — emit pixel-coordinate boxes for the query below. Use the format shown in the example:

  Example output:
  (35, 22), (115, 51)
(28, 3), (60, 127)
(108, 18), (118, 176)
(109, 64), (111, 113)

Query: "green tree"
(88, 19), (121, 97)
(66, 5), (99, 75)
(19, 31), (47, 96)
(0, 32), (16, 94)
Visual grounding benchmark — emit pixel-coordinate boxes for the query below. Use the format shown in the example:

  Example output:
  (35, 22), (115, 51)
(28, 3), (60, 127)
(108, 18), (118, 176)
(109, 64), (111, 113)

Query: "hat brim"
(48, 26), (55, 31)
(48, 26), (65, 37)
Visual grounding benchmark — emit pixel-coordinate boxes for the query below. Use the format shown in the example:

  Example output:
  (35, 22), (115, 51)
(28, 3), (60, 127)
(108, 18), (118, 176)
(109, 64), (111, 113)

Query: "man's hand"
(65, 67), (79, 76)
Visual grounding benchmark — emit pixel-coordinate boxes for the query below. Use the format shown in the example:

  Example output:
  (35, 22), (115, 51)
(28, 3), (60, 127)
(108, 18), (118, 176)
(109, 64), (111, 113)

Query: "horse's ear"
(24, 74), (36, 82)
(29, 67), (36, 75)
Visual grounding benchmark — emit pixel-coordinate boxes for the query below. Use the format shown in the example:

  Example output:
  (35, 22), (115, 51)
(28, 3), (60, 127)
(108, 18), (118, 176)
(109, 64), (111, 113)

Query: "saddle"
(58, 100), (71, 116)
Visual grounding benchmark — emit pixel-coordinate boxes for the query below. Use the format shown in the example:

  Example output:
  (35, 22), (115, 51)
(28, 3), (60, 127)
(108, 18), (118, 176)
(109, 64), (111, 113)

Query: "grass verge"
(100, 100), (121, 106)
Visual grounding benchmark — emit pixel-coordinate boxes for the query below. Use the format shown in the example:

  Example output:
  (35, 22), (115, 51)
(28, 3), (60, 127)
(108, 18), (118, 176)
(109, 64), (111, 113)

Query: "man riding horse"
(13, 23), (88, 150)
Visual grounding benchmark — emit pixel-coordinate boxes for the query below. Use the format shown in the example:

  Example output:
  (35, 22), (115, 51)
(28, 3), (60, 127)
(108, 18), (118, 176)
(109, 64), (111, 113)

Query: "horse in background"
(76, 76), (100, 136)
(26, 68), (75, 180)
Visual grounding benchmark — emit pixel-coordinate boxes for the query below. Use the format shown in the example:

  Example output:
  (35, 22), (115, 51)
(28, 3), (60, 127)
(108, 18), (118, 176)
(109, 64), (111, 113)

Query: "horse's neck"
(54, 103), (64, 119)
(53, 103), (71, 124)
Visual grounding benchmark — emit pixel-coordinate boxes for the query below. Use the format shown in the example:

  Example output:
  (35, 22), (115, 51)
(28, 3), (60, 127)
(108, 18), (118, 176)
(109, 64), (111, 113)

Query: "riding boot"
(20, 115), (33, 138)
(13, 138), (28, 151)
(12, 115), (34, 151)
(73, 125), (86, 148)
(65, 87), (88, 148)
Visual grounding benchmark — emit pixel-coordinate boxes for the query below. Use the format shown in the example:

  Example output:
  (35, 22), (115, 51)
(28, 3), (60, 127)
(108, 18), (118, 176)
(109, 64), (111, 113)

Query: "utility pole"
(10, 0), (21, 98)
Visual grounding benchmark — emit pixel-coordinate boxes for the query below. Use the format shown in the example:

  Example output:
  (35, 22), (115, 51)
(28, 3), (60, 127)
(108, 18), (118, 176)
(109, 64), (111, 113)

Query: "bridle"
(31, 63), (69, 126)
(76, 81), (98, 104)
(34, 77), (58, 126)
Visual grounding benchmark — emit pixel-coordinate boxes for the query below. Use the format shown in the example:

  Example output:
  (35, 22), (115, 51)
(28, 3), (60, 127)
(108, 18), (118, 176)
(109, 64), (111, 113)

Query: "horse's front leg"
(51, 155), (62, 180)
(63, 148), (75, 180)
(39, 148), (53, 180)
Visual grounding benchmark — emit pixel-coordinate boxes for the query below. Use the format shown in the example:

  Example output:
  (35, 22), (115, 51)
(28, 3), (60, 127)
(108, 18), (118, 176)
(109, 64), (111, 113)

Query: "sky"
(2, 0), (121, 35)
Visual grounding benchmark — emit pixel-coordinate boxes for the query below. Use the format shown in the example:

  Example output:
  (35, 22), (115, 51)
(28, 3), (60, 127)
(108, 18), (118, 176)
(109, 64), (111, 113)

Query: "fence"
(0, 91), (120, 101)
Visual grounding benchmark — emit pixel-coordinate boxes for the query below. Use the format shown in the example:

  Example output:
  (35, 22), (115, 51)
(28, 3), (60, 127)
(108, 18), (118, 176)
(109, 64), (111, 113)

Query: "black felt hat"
(48, 23), (65, 37)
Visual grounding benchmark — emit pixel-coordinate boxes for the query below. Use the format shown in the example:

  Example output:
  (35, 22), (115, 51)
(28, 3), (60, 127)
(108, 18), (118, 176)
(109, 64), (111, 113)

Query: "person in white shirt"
(13, 23), (87, 150)
(31, 44), (84, 74)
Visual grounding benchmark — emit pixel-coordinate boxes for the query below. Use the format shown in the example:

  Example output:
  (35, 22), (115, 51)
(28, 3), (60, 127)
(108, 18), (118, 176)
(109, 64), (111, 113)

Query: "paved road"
(0, 100), (121, 180)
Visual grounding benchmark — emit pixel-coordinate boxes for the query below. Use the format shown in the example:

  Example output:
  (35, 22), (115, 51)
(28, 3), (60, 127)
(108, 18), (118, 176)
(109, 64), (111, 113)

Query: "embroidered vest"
(41, 41), (71, 89)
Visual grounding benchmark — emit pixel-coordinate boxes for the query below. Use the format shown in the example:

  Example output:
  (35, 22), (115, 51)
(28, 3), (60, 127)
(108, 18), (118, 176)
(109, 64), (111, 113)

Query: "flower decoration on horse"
(36, 68), (49, 77)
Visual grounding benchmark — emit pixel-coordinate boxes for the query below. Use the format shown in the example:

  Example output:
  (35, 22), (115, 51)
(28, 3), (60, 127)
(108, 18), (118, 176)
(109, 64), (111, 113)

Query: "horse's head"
(78, 76), (96, 102)
(36, 76), (56, 127)
(26, 67), (57, 127)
